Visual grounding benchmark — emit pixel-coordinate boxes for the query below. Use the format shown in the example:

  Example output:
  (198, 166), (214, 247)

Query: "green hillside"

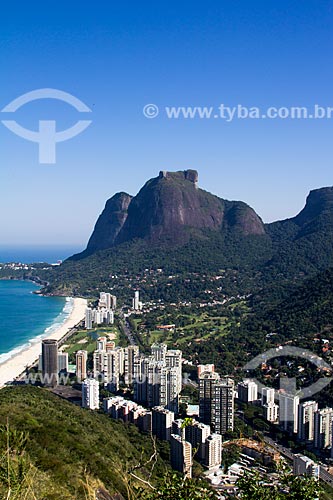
(0, 386), (168, 500)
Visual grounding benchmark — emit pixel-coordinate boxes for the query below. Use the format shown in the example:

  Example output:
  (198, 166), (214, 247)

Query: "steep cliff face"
(268, 186), (333, 239)
(84, 192), (132, 255)
(74, 170), (265, 258)
(293, 187), (333, 236)
(116, 170), (225, 244)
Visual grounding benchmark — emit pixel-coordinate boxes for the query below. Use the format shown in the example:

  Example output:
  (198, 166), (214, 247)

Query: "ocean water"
(0, 245), (84, 264)
(0, 280), (71, 363)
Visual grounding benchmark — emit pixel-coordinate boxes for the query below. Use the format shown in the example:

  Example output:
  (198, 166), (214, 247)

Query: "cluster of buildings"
(40, 337), (324, 485)
(81, 341), (183, 410)
(92, 338), (139, 389)
(237, 378), (333, 456)
(89, 392), (222, 478)
(80, 351), (238, 478)
(85, 292), (116, 329)
(133, 343), (182, 413)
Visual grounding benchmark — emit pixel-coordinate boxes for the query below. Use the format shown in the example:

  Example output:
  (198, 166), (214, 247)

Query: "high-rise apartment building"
(76, 350), (88, 382)
(297, 401), (318, 442)
(314, 408), (333, 450)
(124, 345), (139, 384)
(152, 406), (174, 441)
(199, 371), (220, 425)
(185, 421), (211, 460)
(96, 336), (107, 351)
(133, 354), (149, 404)
(133, 290), (140, 310)
(262, 387), (275, 405)
(170, 434), (192, 479)
(85, 308), (93, 329)
(237, 379), (258, 403)
(133, 346), (182, 413)
(41, 339), (58, 387)
(279, 393), (299, 434)
(151, 343), (167, 362)
(57, 352), (68, 373)
(98, 293), (117, 310)
(263, 403), (279, 423)
(82, 378), (99, 410)
(204, 434), (222, 469)
(160, 365), (181, 413)
(172, 419), (185, 440)
(93, 349), (120, 390)
(212, 378), (235, 435)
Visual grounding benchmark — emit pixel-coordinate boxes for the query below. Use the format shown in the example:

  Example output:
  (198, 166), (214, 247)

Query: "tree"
(235, 472), (322, 499)
(136, 474), (219, 500)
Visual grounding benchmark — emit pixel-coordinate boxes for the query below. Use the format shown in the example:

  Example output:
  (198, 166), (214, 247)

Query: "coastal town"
(0, 289), (329, 498)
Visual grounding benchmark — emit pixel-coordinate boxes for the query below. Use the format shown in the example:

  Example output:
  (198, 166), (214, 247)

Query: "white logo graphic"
(243, 345), (332, 415)
(1, 89), (92, 164)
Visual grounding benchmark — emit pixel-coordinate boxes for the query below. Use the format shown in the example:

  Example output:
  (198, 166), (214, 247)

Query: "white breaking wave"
(0, 297), (74, 366)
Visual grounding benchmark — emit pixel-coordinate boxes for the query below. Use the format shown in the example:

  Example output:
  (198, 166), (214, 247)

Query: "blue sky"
(1, 0), (333, 248)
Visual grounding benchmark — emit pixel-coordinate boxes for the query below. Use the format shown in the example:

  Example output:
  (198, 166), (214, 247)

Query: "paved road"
(264, 436), (294, 461)
(119, 318), (136, 345)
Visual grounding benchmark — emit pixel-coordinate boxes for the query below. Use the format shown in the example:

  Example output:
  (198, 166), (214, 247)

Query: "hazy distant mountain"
(72, 170), (265, 260)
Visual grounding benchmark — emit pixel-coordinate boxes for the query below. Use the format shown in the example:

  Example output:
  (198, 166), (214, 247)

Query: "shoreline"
(0, 297), (87, 388)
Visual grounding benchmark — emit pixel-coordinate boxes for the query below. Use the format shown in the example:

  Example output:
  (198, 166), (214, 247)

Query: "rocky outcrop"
(72, 170), (265, 259)
(84, 192), (132, 255)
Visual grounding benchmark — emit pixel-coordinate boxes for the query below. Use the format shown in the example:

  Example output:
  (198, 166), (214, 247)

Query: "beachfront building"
(38, 351), (68, 377)
(85, 301), (114, 330)
(41, 339), (58, 387)
(99, 292), (116, 310)
(82, 378), (99, 410)
(85, 308), (93, 329)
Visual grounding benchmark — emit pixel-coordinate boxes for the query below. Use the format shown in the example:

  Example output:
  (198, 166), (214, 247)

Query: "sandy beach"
(0, 297), (87, 388)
